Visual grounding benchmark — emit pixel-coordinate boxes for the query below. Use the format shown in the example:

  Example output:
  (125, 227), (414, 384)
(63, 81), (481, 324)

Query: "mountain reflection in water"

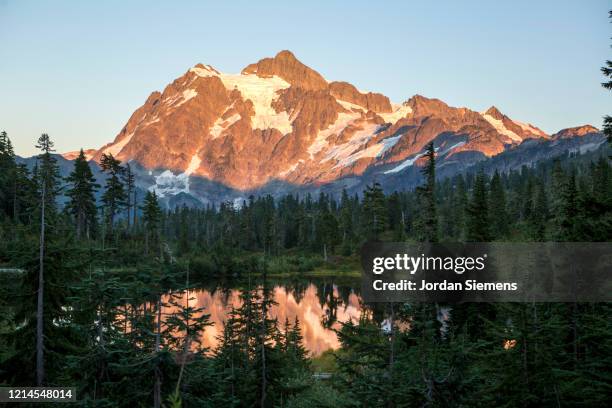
(162, 282), (362, 356)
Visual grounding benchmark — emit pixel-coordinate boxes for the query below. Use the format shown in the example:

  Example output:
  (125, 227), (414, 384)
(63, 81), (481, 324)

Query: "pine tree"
(316, 205), (339, 261)
(123, 162), (136, 230)
(100, 153), (127, 237)
(415, 142), (438, 242)
(362, 182), (387, 240)
(387, 191), (406, 241)
(142, 191), (162, 255)
(453, 175), (469, 240)
(601, 10), (612, 144)
(466, 169), (490, 241)
(34, 134), (61, 216)
(551, 163), (578, 241)
(0, 131), (16, 219)
(488, 170), (509, 239)
(530, 180), (548, 241)
(65, 149), (99, 239)
(339, 189), (355, 253)
(286, 317), (308, 367)
(34, 133), (61, 385)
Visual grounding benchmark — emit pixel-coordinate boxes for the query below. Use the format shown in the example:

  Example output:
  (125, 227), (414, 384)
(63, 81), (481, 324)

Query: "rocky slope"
(78, 50), (604, 205)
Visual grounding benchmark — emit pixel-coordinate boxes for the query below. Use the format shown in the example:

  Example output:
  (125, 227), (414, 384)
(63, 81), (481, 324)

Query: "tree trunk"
(36, 183), (45, 386)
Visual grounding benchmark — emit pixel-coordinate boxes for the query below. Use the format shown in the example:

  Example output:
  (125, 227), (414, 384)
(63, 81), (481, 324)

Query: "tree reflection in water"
(160, 282), (362, 356)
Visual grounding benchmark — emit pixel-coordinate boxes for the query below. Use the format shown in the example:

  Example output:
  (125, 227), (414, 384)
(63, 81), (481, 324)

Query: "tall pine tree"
(65, 149), (99, 239)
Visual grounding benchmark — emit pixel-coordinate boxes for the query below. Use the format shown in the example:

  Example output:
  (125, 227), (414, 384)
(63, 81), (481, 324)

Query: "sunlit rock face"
(160, 283), (362, 356)
(89, 50), (596, 201)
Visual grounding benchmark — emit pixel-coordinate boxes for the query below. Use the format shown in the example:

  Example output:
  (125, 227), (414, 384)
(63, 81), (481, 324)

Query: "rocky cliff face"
(87, 50), (601, 203)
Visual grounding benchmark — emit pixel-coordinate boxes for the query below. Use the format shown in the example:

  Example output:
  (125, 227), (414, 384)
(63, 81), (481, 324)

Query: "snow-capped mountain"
(76, 50), (604, 204)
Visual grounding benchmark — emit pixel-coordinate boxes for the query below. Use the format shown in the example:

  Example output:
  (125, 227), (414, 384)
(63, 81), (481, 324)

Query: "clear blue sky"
(1, 0), (610, 157)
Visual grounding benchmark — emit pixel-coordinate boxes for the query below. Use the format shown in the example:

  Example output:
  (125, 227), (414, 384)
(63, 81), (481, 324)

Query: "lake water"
(161, 280), (362, 356)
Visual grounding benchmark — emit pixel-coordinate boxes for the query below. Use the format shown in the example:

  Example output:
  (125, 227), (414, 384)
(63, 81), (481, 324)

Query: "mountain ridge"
(58, 50), (602, 204)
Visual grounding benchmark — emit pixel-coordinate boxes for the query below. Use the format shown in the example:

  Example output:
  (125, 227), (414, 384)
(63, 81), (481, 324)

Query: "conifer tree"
(142, 191), (162, 255)
(338, 189), (355, 253)
(0, 131), (16, 218)
(415, 142), (438, 242)
(466, 169), (490, 241)
(34, 133), (61, 385)
(601, 10), (612, 144)
(453, 175), (469, 240)
(488, 170), (509, 239)
(362, 182), (387, 240)
(530, 180), (549, 241)
(123, 162), (136, 229)
(65, 149), (99, 239)
(551, 163), (578, 241)
(316, 205), (339, 260)
(387, 191), (406, 241)
(100, 153), (126, 236)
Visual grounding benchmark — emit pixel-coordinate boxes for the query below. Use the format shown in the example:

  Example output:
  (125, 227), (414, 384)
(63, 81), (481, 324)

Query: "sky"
(1, 0), (610, 157)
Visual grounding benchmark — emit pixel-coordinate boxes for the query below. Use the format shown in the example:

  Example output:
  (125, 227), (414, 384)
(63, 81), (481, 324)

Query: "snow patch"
(165, 89), (198, 108)
(279, 160), (304, 177)
(378, 103), (412, 123)
(438, 141), (466, 156)
(337, 99), (365, 112)
(185, 154), (201, 175)
(210, 113), (241, 139)
(143, 117), (160, 126)
(149, 170), (190, 198)
(190, 65), (293, 134)
(384, 152), (426, 174)
(323, 122), (382, 168)
(481, 113), (522, 142)
(514, 120), (546, 137)
(233, 197), (245, 210)
(219, 73), (292, 134)
(383, 140), (466, 175)
(189, 65), (220, 77)
(175, 89), (198, 107)
(103, 131), (134, 157)
(308, 112), (359, 158)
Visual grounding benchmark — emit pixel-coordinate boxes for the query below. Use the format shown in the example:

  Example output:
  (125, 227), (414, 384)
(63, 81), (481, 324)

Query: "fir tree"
(123, 162), (136, 230)
(65, 149), (99, 239)
(601, 10), (612, 144)
(100, 153), (126, 237)
(466, 169), (490, 241)
(142, 191), (162, 255)
(362, 182), (387, 240)
(34, 133), (62, 385)
(488, 170), (509, 239)
(530, 180), (549, 241)
(415, 142), (438, 242)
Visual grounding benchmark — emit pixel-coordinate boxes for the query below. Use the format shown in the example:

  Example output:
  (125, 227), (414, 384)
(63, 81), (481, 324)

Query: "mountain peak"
(484, 106), (504, 120)
(552, 125), (600, 139)
(86, 53), (601, 198)
(241, 50), (327, 90)
(274, 49), (299, 62)
(406, 94), (453, 117)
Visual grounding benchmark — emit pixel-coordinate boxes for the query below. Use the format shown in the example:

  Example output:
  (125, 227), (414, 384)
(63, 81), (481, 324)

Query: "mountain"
(62, 149), (97, 161)
(64, 50), (604, 205)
